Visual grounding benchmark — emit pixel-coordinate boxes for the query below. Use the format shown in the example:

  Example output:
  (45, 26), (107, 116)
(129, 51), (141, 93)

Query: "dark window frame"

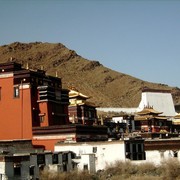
(125, 140), (146, 161)
(14, 164), (21, 176)
(53, 154), (59, 164)
(14, 86), (20, 98)
(29, 166), (34, 176)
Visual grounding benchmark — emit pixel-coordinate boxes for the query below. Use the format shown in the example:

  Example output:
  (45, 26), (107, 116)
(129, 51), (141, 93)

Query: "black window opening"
(31, 86), (37, 97)
(14, 86), (20, 98)
(37, 154), (45, 165)
(93, 147), (97, 153)
(173, 150), (178, 158)
(83, 164), (88, 171)
(71, 152), (76, 159)
(62, 153), (68, 162)
(53, 154), (59, 164)
(125, 140), (146, 161)
(138, 143), (142, 152)
(39, 115), (45, 123)
(14, 164), (21, 176)
(63, 164), (67, 172)
(29, 166), (34, 176)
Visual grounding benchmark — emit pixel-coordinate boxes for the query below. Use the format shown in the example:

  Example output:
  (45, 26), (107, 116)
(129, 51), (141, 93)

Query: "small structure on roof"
(135, 105), (170, 133)
(68, 89), (98, 125)
(138, 88), (176, 117)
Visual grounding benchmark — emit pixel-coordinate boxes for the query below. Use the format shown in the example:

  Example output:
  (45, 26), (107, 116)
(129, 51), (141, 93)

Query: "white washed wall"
(55, 141), (180, 171)
(138, 92), (176, 116)
(4, 162), (13, 178)
(79, 154), (96, 173)
(0, 162), (8, 180)
(30, 154), (39, 178)
(55, 141), (125, 171)
(21, 160), (30, 179)
(0, 162), (5, 175)
(145, 150), (180, 165)
(45, 153), (53, 165)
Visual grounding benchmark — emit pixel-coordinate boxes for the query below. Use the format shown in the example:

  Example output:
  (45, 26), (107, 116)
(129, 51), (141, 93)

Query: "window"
(31, 86), (36, 97)
(14, 86), (20, 98)
(39, 116), (44, 123)
(89, 111), (92, 118)
(93, 147), (97, 153)
(14, 163), (21, 176)
(83, 164), (88, 171)
(125, 139), (146, 161)
(63, 164), (67, 172)
(138, 144), (142, 152)
(29, 166), (34, 176)
(132, 144), (137, 153)
(37, 154), (45, 165)
(62, 153), (68, 162)
(55, 90), (61, 100)
(173, 150), (178, 158)
(53, 154), (58, 164)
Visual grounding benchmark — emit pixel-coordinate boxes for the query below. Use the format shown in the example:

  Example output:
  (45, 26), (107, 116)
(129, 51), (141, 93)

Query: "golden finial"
(55, 71), (58, 77)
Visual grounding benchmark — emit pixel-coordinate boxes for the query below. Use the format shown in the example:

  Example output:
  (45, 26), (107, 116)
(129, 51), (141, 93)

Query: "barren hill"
(0, 42), (180, 107)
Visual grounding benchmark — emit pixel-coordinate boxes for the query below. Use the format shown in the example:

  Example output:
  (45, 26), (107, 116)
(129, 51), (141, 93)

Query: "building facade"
(0, 139), (76, 179)
(135, 106), (170, 133)
(55, 138), (180, 172)
(68, 89), (97, 125)
(0, 151), (75, 179)
(55, 138), (145, 171)
(0, 62), (108, 151)
(0, 62), (69, 150)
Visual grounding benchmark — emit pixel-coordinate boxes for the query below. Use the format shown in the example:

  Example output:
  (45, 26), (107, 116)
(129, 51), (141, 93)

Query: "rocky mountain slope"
(0, 42), (180, 107)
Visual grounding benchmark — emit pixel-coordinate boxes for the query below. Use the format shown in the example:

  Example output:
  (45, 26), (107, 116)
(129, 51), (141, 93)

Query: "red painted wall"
(32, 139), (61, 151)
(39, 102), (49, 127)
(0, 76), (32, 140)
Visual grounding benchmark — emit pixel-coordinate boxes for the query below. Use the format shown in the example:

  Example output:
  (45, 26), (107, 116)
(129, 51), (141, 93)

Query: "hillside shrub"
(40, 159), (180, 180)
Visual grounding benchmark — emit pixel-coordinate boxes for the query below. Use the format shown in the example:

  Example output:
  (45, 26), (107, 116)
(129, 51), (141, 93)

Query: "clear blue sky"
(0, 0), (180, 87)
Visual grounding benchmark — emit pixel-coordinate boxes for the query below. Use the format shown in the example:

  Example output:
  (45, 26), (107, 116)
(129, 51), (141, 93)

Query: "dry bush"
(160, 159), (180, 180)
(98, 160), (166, 180)
(40, 159), (180, 180)
(126, 175), (162, 180)
(136, 162), (161, 176)
(101, 160), (138, 179)
(40, 169), (99, 180)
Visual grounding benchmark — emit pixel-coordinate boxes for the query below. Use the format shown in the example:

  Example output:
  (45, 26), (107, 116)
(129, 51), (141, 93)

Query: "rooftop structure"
(138, 88), (176, 117)
(97, 88), (176, 118)
(68, 89), (98, 125)
(135, 106), (170, 133)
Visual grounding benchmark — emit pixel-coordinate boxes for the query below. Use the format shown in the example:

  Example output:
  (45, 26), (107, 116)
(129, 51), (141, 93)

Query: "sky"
(0, 0), (180, 87)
